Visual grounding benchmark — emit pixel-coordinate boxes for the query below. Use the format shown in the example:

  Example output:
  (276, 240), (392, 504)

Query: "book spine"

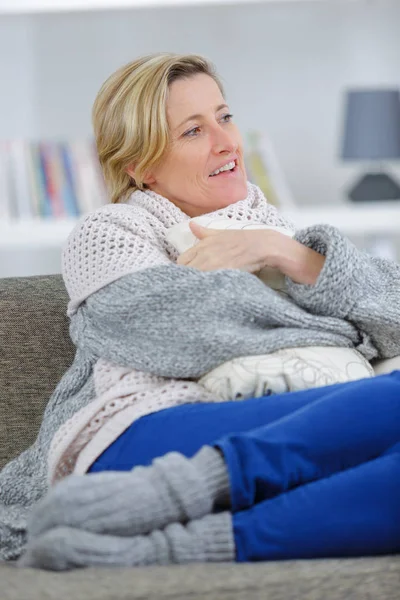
(60, 142), (81, 217)
(38, 142), (55, 218)
(26, 143), (42, 218)
(8, 140), (34, 220)
(69, 140), (96, 214)
(40, 141), (65, 219)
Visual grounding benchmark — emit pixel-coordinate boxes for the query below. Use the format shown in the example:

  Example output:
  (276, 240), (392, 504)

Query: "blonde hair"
(92, 53), (225, 204)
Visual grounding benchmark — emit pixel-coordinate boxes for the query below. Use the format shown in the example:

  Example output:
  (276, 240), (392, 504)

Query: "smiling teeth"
(210, 161), (235, 176)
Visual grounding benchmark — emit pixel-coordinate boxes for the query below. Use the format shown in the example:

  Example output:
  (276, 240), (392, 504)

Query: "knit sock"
(18, 512), (235, 571)
(28, 446), (230, 539)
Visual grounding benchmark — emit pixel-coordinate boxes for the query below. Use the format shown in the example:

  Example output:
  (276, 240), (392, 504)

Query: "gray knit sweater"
(0, 224), (400, 560)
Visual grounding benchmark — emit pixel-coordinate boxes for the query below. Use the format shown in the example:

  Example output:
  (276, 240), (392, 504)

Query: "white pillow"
(198, 347), (374, 400)
(166, 217), (294, 293)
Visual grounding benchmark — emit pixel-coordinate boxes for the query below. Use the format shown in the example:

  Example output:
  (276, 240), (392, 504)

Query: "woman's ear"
(126, 166), (135, 179)
(142, 172), (156, 185)
(126, 166), (156, 186)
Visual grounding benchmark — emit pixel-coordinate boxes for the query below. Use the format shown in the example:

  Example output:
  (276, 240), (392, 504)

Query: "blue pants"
(89, 371), (400, 561)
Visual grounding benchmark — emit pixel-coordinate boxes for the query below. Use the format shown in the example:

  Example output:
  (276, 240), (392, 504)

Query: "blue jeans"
(89, 371), (400, 561)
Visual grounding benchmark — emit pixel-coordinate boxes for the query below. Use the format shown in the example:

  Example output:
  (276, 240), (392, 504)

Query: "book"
(60, 142), (80, 217)
(8, 139), (34, 220)
(40, 141), (66, 219)
(0, 139), (109, 220)
(69, 140), (107, 213)
(245, 131), (296, 210)
(26, 143), (44, 219)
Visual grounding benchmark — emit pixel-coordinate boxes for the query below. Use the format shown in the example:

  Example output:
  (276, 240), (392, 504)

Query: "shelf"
(0, 218), (79, 248)
(1, 201), (399, 248)
(0, 0), (326, 16)
(282, 201), (400, 236)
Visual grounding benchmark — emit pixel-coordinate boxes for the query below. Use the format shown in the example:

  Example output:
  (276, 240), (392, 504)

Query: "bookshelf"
(0, 0), (327, 15)
(0, 219), (79, 248)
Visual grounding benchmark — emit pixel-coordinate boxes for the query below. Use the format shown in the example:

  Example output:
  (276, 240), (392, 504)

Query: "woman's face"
(143, 73), (248, 217)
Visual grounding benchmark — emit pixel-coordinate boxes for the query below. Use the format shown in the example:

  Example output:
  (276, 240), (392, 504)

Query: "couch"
(0, 274), (399, 600)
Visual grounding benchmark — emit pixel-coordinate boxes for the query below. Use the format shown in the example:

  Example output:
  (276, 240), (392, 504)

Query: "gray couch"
(0, 274), (399, 600)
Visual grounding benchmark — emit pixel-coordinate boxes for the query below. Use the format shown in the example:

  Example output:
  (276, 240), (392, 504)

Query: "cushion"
(0, 275), (75, 468)
(166, 217), (295, 292)
(199, 346), (374, 400)
(372, 355), (400, 375)
(2, 556), (400, 599)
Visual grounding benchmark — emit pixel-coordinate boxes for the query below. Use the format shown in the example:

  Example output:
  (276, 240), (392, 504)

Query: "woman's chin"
(209, 171), (247, 192)
(215, 181), (248, 207)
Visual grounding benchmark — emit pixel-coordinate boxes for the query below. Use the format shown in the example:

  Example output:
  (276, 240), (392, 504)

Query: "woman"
(18, 53), (400, 570)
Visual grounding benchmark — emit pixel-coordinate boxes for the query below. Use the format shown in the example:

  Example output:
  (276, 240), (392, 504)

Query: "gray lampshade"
(341, 89), (400, 161)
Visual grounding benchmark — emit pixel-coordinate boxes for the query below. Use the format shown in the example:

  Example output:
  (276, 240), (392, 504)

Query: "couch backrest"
(0, 275), (75, 469)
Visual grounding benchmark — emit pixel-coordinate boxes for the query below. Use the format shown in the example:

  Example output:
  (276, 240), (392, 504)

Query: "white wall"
(1, 0), (400, 209)
(0, 17), (35, 138)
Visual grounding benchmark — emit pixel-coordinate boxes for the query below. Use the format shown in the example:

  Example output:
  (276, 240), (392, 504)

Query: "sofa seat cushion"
(372, 355), (400, 375)
(1, 556), (400, 600)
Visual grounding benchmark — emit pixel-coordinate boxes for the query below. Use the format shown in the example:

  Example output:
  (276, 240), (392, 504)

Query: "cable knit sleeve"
(285, 225), (400, 358)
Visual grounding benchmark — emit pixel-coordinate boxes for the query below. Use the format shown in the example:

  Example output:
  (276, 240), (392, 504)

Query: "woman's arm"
(282, 225), (400, 359)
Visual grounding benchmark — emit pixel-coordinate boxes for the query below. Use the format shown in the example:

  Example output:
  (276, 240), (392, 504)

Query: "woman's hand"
(176, 222), (325, 285)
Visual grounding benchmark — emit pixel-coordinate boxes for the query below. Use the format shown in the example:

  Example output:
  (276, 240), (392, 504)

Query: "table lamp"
(340, 88), (400, 201)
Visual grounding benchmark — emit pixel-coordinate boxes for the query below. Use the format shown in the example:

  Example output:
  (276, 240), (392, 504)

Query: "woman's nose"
(211, 127), (238, 155)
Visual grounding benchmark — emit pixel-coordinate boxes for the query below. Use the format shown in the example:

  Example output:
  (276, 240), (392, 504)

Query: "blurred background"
(0, 0), (399, 277)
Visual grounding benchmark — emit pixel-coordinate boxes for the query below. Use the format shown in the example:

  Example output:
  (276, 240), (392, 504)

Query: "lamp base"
(348, 172), (400, 202)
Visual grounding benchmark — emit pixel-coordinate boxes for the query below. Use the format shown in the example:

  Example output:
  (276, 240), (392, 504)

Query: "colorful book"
(8, 140), (34, 220)
(245, 131), (296, 210)
(41, 142), (67, 219)
(26, 143), (43, 218)
(1, 138), (110, 220)
(60, 143), (80, 217)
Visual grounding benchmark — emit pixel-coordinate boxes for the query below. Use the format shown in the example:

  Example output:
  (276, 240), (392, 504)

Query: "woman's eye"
(221, 113), (233, 123)
(184, 126), (201, 137)
(183, 114), (233, 138)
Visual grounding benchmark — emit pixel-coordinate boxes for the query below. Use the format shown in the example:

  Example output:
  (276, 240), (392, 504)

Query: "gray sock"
(28, 446), (230, 539)
(18, 512), (235, 571)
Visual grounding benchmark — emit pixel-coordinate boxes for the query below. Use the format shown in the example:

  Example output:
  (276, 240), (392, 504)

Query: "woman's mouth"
(209, 160), (237, 178)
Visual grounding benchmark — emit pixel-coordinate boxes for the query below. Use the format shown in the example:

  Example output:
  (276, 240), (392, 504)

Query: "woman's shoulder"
(77, 199), (161, 224)
(65, 200), (164, 248)
(61, 200), (174, 317)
